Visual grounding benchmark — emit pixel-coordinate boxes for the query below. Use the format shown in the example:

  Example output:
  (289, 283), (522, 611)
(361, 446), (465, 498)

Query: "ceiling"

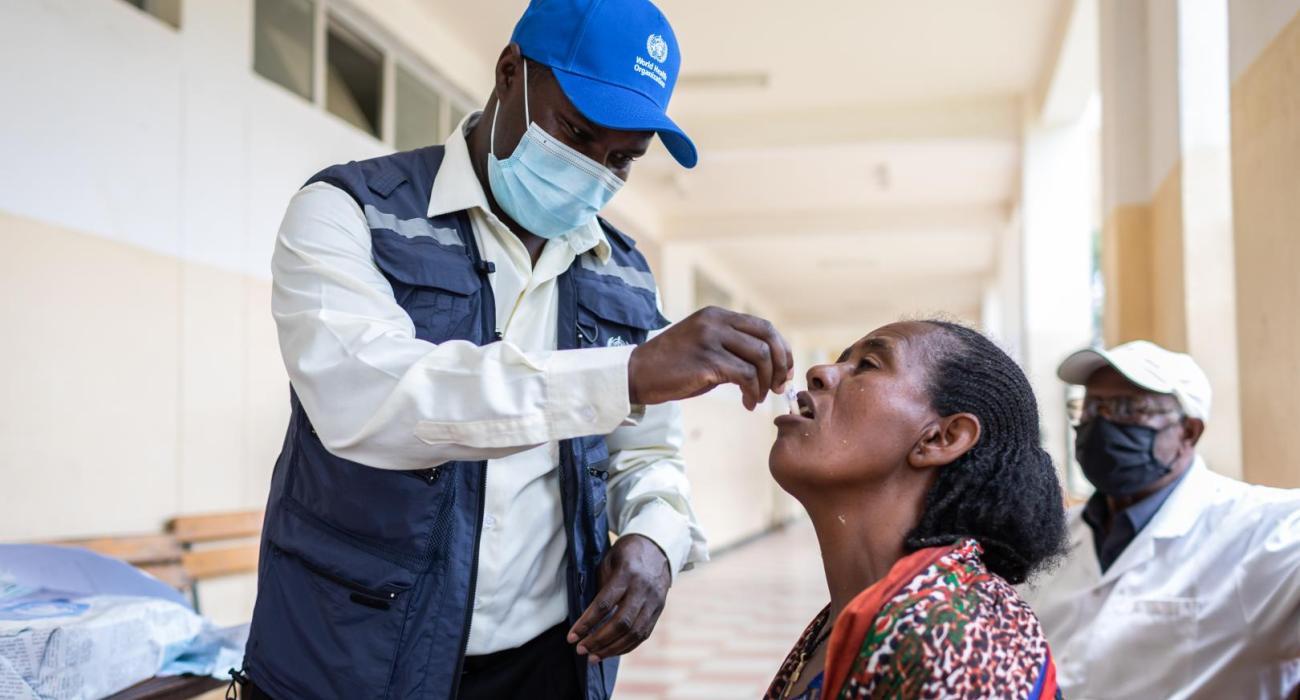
(423, 0), (1071, 334)
(422, 1), (1065, 112)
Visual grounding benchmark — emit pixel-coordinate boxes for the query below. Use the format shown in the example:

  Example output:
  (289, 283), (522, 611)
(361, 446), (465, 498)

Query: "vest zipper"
(560, 274), (593, 699)
(450, 212), (493, 699)
(399, 466), (443, 484)
(449, 463), (487, 699)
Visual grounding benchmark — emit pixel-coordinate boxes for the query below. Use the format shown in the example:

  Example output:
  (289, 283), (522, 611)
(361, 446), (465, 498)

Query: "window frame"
(251, 0), (319, 102)
(250, 0), (476, 147)
(323, 11), (386, 138)
(118, 0), (183, 30)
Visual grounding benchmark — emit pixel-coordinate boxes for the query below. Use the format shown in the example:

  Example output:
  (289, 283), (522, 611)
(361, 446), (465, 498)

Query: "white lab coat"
(1021, 458), (1300, 699)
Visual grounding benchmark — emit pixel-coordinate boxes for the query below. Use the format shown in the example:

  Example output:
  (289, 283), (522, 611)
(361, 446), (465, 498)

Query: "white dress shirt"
(270, 114), (707, 655)
(1021, 458), (1300, 699)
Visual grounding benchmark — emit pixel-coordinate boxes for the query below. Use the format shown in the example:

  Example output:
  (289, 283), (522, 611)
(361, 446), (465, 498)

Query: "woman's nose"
(806, 363), (844, 391)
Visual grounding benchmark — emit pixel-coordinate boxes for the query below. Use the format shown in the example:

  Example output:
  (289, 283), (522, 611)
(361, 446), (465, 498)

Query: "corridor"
(616, 521), (826, 699)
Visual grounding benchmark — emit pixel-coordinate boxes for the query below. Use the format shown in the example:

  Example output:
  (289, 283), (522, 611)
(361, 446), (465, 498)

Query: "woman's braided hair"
(903, 320), (1069, 584)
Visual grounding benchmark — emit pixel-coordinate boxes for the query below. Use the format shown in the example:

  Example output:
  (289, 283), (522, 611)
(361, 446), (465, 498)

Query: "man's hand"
(567, 534), (671, 663)
(629, 306), (793, 411)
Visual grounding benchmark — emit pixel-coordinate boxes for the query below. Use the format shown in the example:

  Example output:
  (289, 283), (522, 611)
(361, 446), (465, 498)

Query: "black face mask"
(1075, 417), (1175, 496)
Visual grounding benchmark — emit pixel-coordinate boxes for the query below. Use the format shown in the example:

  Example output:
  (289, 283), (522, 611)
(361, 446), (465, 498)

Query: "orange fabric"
(820, 544), (954, 699)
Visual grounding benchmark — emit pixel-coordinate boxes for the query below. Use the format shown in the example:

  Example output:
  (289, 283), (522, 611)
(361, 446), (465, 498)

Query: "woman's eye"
(611, 154), (632, 169)
(857, 358), (876, 371)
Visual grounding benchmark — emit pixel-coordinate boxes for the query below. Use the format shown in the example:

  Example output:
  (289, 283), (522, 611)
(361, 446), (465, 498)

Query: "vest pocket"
(253, 544), (413, 700)
(581, 436), (611, 557)
(272, 542), (410, 603)
(398, 466), (444, 485)
(587, 462), (610, 516)
(286, 426), (457, 568)
(575, 289), (662, 349)
(372, 234), (481, 343)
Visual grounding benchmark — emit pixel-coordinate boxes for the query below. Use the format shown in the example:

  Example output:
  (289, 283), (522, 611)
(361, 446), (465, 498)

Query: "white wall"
(0, 0), (401, 282)
(658, 241), (805, 546)
(0, 0), (417, 624)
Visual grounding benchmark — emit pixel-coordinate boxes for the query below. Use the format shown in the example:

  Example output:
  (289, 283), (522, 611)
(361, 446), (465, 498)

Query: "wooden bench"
(46, 509), (263, 700)
(167, 509), (263, 613)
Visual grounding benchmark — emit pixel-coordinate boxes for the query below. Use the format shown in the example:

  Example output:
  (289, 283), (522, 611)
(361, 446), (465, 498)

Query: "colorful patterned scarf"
(767, 539), (1060, 700)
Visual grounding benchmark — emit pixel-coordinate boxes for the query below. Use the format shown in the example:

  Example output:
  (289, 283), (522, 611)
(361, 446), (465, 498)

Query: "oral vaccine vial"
(784, 385), (799, 414)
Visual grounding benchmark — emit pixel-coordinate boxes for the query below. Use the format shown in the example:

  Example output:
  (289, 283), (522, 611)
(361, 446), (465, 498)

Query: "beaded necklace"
(781, 617), (833, 699)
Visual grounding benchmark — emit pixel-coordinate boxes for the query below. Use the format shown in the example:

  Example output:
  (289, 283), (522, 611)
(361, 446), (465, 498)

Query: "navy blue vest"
(245, 146), (667, 699)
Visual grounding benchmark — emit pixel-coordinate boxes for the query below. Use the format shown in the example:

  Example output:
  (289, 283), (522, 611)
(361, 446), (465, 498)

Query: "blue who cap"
(510, 0), (698, 168)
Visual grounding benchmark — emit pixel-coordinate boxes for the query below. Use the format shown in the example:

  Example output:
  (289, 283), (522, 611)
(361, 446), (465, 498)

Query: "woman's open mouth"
(775, 391), (816, 427)
(795, 391), (816, 419)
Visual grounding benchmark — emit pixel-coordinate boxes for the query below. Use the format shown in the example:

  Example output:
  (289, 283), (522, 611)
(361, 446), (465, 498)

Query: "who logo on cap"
(510, 0), (698, 168)
(646, 34), (669, 63)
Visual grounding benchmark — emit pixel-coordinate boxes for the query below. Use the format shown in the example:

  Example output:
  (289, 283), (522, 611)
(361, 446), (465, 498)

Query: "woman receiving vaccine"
(765, 320), (1067, 700)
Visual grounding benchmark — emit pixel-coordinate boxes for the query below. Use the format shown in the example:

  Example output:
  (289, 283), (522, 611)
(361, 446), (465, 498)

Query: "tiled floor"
(615, 520), (827, 699)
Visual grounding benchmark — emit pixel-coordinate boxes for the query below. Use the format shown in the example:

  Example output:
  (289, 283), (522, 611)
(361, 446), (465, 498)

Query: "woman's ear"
(908, 413), (981, 470)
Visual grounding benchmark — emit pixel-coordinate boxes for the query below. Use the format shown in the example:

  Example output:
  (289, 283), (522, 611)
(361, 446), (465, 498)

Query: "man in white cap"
(1021, 340), (1300, 699)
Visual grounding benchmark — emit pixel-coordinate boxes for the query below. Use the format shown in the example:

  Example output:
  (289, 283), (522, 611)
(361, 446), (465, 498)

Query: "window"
(121, 0), (182, 29)
(254, 0), (316, 101)
(325, 18), (384, 138)
(250, 0), (474, 143)
(395, 64), (443, 151)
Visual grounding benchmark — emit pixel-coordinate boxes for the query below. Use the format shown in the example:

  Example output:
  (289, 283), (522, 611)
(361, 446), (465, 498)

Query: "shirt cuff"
(620, 498), (693, 583)
(623, 403), (647, 427)
(546, 345), (634, 438)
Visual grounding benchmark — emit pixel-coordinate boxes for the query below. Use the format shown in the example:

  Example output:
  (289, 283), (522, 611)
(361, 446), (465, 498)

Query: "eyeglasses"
(1066, 395), (1183, 426)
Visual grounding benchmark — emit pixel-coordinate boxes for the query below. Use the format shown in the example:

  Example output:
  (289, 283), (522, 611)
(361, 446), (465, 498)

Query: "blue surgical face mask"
(486, 62), (624, 239)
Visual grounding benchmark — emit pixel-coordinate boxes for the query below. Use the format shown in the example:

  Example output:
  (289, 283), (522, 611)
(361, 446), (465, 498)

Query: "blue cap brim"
(551, 68), (698, 169)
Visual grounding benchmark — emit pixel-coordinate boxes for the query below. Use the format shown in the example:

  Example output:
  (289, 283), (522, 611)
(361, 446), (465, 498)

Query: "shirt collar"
(1146, 455), (1211, 539)
(427, 111), (612, 264)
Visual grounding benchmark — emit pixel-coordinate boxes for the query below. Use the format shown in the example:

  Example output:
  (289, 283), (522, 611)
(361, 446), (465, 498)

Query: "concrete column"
(1098, 0), (1242, 477)
(1227, 0), (1300, 487)
(981, 210), (1025, 365)
(1020, 106), (1096, 478)
(1176, 0), (1242, 480)
(1099, 0), (1154, 344)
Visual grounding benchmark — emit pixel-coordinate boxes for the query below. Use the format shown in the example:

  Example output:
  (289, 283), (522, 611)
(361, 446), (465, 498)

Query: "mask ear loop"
(523, 60), (531, 124)
(489, 59), (531, 160)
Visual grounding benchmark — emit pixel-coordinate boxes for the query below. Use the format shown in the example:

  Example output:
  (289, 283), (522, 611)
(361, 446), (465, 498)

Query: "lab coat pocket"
(1118, 595), (1201, 688)
(1129, 597), (1200, 618)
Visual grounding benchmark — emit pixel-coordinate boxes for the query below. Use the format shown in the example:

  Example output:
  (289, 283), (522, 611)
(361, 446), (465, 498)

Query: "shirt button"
(483, 514), (497, 530)
(579, 405), (597, 423)
(473, 596), (482, 610)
